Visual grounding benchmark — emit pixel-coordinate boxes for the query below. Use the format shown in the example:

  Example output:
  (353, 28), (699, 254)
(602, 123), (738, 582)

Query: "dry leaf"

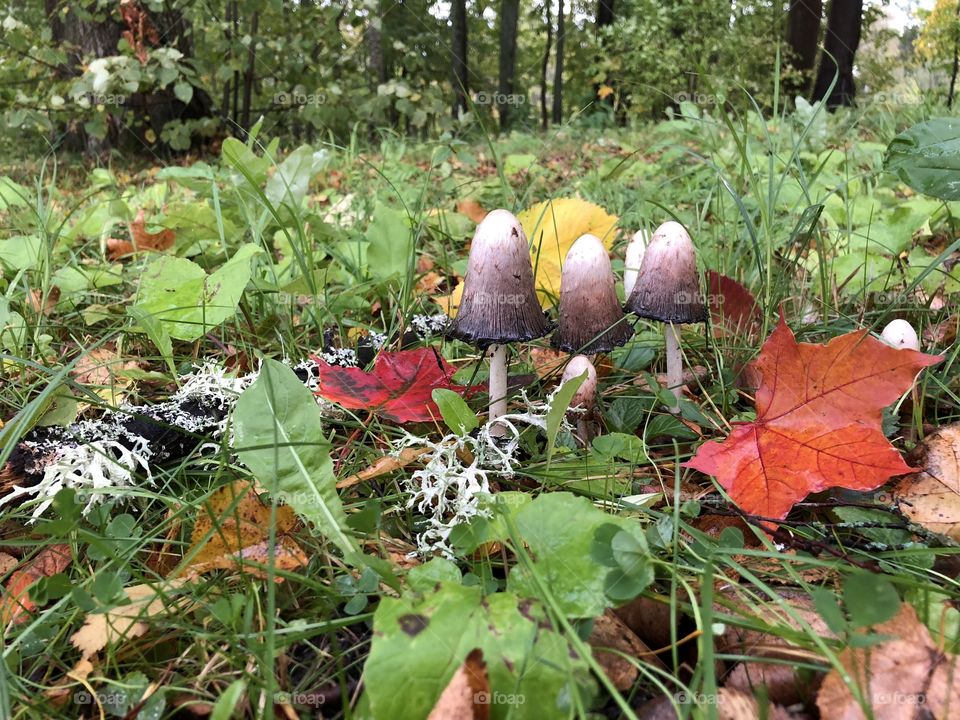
(817, 603), (960, 719)
(892, 423), (960, 540)
(44, 659), (95, 702)
(1, 544), (71, 628)
(106, 208), (175, 259)
(427, 648), (489, 720)
(687, 316), (942, 520)
(0, 552), (17, 576)
(416, 271), (445, 295)
(27, 287), (60, 316)
(71, 346), (142, 407)
(183, 481), (307, 580)
(456, 199), (488, 224)
(588, 610), (664, 690)
(517, 198), (618, 306)
(70, 579), (188, 659)
(337, 446), (431, 489)
(529, 347), (567, 379)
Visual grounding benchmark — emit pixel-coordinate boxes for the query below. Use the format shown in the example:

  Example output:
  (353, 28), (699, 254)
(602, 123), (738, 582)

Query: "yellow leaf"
(180, 480), (307, 581)
(518, 198), (618, 307)
(70, 580), (188, 660)
(597, 85), (615, 100)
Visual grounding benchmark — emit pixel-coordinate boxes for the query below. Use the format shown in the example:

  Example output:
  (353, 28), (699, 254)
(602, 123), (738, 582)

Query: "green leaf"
(885, 118), (960, 200)
(131, 244), (261, 340)
(0, 235), (42, 273)
(431, 388), (478, 435)
(211, 681), (246, 720)
(591, 433), (647, 463)
(173, 81), (193, 104)
(265, 144), (328, 208)
(812, 587), (848, 635)
(365, 204), (413, 282)
(364, 582), (591, 719)
(545, 372), (586, 464)
(508, 492), (647, 617)
(843, 571), (900, 628)
(233, 358), (358, 562)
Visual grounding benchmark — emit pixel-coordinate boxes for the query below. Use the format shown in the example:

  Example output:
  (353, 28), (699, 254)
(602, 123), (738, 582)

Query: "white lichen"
(396, 388), (572, 557)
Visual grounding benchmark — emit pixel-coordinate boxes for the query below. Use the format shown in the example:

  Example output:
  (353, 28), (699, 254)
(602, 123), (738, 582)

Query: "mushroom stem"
(665, 323), (683, 411)
(488, 344), (508, 434)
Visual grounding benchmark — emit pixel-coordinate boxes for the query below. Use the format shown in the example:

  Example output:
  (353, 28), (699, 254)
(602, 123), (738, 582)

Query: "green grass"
(0, 94), (958, 719)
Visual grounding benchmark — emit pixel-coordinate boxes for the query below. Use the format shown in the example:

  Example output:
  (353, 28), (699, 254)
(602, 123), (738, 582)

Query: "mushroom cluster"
(448, 210), (707, 428)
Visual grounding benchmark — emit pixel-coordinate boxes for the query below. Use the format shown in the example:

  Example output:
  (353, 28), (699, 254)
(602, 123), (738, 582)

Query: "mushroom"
(552, 234), (634, 354)
(447, 209), (551, 430)
(623, 229), (648, 299)
(625, 221), (706, 410)
(880, 319), (920, 351)
(560, 354), (598, 446)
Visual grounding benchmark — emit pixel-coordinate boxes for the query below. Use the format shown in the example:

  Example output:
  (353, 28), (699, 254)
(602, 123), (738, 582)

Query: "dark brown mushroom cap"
(447, 209), (552, 348)
(625, 221), (707, 323)
(552, 234), (634, 353)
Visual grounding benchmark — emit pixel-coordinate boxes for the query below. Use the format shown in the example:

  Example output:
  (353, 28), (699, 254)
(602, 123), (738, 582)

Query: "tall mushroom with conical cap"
(552, 234), (633, 354)
(448, 209), (551, 429)
(626, 220), (706, 409)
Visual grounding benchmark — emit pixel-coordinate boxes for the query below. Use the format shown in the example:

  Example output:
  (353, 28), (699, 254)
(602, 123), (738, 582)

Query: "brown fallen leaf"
(416, 271), (445, 295)
(455, 199), (489, 224)
(817, 603), (960, 720)
(427, 648), (489, 720)
(180, 481), (307, 581)
(337, 446), (431, 489)
(0, 552), (17, 576)
(106, 208), (175, 259)
(892, 423), (960, 541)
(588, 610), (665, 691)
(529, 347), (567, 379)
(70, 579), (188, 660)
(71, 346), (142, 407)
(716, 689), (791, 720)
(1, 544), (71, 628)
(27, 287), (60, 316)
(44, 659), (95, 703)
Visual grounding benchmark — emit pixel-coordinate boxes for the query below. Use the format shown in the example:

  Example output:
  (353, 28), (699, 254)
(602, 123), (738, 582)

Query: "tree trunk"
(540, 0), (552, 130)
(594, 0), (616, 108)
(812, 0), (863, 108)
(786, 0), (822, 96)
(552, 0), (565, 124)
(949, 0), (960, 108)
(45, 0), (213, 155)
(240, 11), (259, 134)
(498, 0), (520, 130)
(451, 0), (469, 119)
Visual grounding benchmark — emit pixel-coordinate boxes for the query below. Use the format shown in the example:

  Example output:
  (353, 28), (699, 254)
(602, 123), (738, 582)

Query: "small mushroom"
(447, 209), (551, 430)
(625, 221), (706, 410)
(623, 229), (648, 299)
(880, 319), (920, 351)
(560, 354), (598, 446)
(552, 234), (634, 354)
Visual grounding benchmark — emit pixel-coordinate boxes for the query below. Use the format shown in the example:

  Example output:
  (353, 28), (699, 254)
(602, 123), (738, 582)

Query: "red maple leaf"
(685, 315), (942, 520)
(707, 270), (761, 339)
(313, 348), (481, 423)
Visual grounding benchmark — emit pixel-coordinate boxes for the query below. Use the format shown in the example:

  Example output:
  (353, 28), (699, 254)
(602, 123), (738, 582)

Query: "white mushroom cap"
(880, 319), (920, 351)
(552, 234), (633, 353)
(626, 221), (707, 324)
(561, 355), (597, 410)
(448, 209), (551, 348)
(623, 229), (647, 299)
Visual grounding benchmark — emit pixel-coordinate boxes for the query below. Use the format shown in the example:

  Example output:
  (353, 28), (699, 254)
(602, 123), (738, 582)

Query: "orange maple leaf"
(686, 315), (942, 520)
(107, 209), (175, 259)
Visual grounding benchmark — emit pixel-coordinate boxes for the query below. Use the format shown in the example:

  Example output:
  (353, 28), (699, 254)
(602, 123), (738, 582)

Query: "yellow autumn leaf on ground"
(70, 579), (189, 660)
(519, 198), (618, 306)
(180, 480), (308, 580)
(433, 199), (618, 316)
(597, 84), (615, 100)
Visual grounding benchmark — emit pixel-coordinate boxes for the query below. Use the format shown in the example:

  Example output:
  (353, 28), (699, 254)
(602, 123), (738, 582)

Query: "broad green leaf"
(545, 371), (586, 464)
(0, 177), (29, 209)
(365, 204), (413, 282)
(885, 118), (960, 200)
(431, 388), (478, 435)
(210, 681), (246, 720)
(222, 137), (273, 187)
(508, 492), (647, 616)
(131, 244), (261, 340)
(265, 144), (328, 208)
(364, 581), (590, 719)
(233, 358), (358, 561)
(173, 81), (193, 104)
(0, 235), (42, 273)
(843, 571), (900, 628)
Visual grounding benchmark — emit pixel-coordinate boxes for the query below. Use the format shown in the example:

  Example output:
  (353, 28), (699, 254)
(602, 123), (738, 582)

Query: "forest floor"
(0, 105), (959, 719)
